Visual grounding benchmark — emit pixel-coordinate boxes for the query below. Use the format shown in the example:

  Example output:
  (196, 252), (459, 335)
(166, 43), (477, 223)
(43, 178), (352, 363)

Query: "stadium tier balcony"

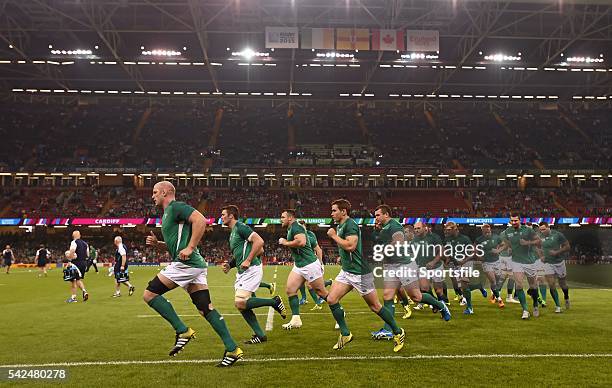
(0, 101), (611, 170)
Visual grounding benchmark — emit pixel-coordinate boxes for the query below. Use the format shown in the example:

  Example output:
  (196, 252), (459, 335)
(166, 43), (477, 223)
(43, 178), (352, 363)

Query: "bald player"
(65, 230), (89, 303)
(112, 236), (135, 297)
(144, 181), (242, 367)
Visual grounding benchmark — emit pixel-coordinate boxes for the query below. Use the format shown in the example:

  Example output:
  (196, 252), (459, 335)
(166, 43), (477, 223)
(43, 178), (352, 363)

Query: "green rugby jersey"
(540, 230), (569, 264)
(373, 218), (411, 264)
(229, 221), (262, 274)
(337, 218), (369, 275)
(89, 247), (97, 261)
(500, 225), (538, 264)
(287, 221), (318, 268)
(444, 233), (472, 264)
(475, 234), (502, 263)
(161, 200), (206, 268)
(413, 233), (443, 268)
(306, 230), (318, 249)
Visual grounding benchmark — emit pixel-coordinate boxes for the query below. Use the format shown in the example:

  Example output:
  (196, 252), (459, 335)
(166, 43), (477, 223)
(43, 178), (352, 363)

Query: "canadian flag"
(371, 29), (405, 51)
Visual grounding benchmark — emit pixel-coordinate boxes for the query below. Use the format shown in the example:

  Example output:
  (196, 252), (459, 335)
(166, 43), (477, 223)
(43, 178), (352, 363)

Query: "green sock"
(539, 284), (547, 302)
(492, 288), (500, 299)
(308, 288), (320, 303)
(330, 303), (350, 336)
(240, 309), (265, 338)
(420, 291), (445, 310)
(516, 289), (528, 310)
(324, 279), (333, 287)
(299, 284), (307, 300)
(376, 306), (401, 335)
(550, 288), (561, 307)
(463, 288), (472, 309)
(399, 292), (410, 307)
(289, 295), (300, 316)
(204, 309), (237, 352)
(382, 299), (394, 332)
(147, 295), (188, 334)
(245, 297), (275, 309)
(259, 282), (272, 290)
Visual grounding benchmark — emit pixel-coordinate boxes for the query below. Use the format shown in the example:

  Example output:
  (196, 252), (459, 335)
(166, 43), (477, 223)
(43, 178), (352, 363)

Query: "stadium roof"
(1, 0), (611, 101)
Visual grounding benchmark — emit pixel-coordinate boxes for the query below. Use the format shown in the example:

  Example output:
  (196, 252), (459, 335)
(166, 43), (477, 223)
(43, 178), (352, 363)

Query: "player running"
(278, 209), (332, 329)
(538, 222), (571, 312)
(3, 244), (14, 274)
(371, 207), (450, 340)
(112, 236), (135, 297)
(143, 181), (243, 367)
(65, 231), (90, 303)
(220, 205), (287, 344)
(36, 244), (50, 277)
(500, 215), (542, 319)
(325, 199), (405, 352)
(444, 222), (487, 315)
(298, 220), (332, 311)
(473, 224), (505, 308)
(412, 222), (449, 312)
(86, 244), (99, 274)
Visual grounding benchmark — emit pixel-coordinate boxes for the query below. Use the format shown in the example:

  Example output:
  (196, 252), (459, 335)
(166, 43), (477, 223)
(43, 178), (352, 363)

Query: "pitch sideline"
(2, 353), (611, 369)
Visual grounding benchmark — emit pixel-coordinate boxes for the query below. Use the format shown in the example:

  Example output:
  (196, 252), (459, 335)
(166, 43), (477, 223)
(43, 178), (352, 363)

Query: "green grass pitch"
(1, 265), (611, 387)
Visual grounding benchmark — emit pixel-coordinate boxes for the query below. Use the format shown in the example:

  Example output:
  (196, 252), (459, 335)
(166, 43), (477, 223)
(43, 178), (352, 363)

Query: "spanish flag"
(336, 28), (370, 50)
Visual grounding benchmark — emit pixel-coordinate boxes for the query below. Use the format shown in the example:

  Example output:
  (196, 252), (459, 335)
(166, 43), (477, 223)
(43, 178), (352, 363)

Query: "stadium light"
(484, 53), (521, 62)
(316, 52), (354, 58)
(51, 49), (93, 56)
(566, 56), (604, 63)
(142, 49), (182, 56)
(401, 53), (438, 60)
(232, 49), (269, 60)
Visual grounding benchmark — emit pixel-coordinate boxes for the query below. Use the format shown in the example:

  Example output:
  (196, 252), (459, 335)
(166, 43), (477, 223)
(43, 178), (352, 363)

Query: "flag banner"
(557, 218), (580, 224)
(301, 28), (335, 49)
(71, 218), (145, 225)
(265, 27), (299, 49)
(406, 30), (439, 52)
(336, 28), (370, 50)
(371, 29), (405, 51)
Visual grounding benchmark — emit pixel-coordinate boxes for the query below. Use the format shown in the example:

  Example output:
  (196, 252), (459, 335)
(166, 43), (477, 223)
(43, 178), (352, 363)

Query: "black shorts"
(114, 267), (130, 283)
(37, 260), (47, 268)
(3, 259), (11, 267)
(73, 261), (87, 280)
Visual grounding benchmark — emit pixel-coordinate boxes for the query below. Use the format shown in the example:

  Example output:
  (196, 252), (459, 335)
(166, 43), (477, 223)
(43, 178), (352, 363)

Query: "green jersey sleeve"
(237, 222), (254, 241)
(174, 201), (195, 222)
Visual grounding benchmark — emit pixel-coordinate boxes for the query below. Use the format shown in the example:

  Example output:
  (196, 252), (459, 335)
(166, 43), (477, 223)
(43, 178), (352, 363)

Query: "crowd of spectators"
(2, 101), (610, 170)
(3, 185), (612, 218)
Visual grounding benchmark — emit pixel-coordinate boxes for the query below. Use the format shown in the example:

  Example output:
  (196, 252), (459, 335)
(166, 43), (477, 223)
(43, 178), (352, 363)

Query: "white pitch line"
(2, 354), (611, 369)
(137, 310), (375, 318)
(265, 266), (279, 331)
